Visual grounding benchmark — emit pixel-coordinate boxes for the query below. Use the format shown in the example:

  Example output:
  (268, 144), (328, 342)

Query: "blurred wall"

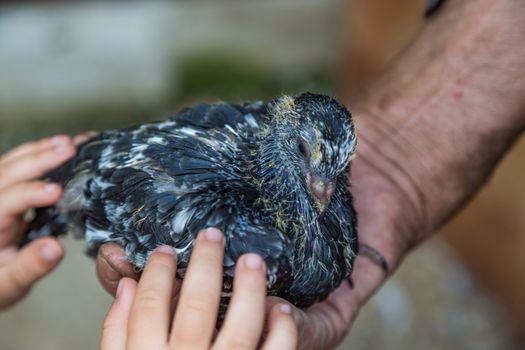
(441, 137), (525, 343)
(0, 1), (340, 123)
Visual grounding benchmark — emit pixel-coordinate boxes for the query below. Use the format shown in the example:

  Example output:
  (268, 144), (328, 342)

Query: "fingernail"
(116, 279), (125, 299)
(203, 228), (223, 243)
(155, 245), (175, 255)
(43, 183), (60, 194)
(40, 243), (60, 262)
(279, 303), (292, 314)
(244, 254), (263, 270)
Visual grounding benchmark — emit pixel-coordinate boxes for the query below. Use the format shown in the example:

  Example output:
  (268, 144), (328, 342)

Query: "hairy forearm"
(353, 0), (525, 252)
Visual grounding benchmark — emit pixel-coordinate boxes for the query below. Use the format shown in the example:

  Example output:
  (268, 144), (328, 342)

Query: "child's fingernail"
(204, 228), (223, 242)
(244, 254), (263, 270)
(40, 243), (61, 262)
(279, 303), (292, 314)
(155, 245), (175, 255)
(43, 183), (60, 194)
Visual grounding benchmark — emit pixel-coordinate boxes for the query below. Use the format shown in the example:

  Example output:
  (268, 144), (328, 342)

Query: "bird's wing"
(168, 101), (265, 134)
(59, 102), (290, 273)
(82, 166), (292, 292)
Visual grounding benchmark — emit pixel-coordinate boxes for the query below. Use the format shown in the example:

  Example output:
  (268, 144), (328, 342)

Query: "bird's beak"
(308, 173), (335, 214)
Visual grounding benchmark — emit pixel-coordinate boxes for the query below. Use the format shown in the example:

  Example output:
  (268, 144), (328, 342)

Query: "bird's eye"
(297, 138), (310, 160)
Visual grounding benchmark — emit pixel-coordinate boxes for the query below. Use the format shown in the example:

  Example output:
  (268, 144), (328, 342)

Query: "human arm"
(273, 0), (525, 348)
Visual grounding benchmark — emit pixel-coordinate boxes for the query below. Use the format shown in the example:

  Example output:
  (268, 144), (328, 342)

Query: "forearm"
(353, 0), (525, 253)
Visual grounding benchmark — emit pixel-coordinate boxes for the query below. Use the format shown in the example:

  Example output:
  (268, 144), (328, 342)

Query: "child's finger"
(0, 237), (63, 310)
(261, 303), (298, 350)
(0, 246), (17, 266)
(170, 228), (224, 349)
(0, 182), (63, 245)
(0, 135), (69, 166)
(212, 253), (267, 350)
(73, 131), (98, 146)
(127, 246), (177, 350)
(100, 278), (137, 350)
(0, 137), (75, 191)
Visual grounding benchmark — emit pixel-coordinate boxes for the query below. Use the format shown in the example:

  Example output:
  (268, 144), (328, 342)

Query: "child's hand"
(0, 135), (76, 309)
(101, 228), (298, 350)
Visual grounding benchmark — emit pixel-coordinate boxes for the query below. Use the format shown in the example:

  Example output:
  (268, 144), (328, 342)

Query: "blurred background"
(0, 1), (523, 349)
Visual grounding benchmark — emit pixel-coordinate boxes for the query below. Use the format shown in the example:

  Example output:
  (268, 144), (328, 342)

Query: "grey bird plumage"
(27, 93), (359, 309)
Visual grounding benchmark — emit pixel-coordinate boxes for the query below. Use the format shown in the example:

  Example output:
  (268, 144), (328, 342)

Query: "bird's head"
(257, 93), (356, 221)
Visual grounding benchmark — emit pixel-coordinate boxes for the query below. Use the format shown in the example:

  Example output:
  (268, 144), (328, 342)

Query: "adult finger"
(261, 303), (298, 350)
(0, 182), (63, 245)
(0, 135), (69, 167)
(0, 137), (75, 190)
(127, 246), (177, 350)
(100, 278), (137, 350)
(170, 228), (224, 349)
(0, 237), (63, 310)
(350, 254), (391, 307)
(96, 243), (181, 307)
(95, 243), (140, 296)
(212, 253), (267, 350)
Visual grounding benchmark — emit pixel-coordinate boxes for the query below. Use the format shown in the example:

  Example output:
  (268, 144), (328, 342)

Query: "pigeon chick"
(27, 93), (360, 309)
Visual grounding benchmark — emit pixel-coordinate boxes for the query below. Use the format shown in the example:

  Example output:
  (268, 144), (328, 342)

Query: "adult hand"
(0, 135), (76, 310)
(265, 0), (525, 347)
(100, 228), (297, 350)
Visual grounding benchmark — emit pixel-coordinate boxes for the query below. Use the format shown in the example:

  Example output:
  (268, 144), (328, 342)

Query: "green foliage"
(173, 53), (333, 104)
